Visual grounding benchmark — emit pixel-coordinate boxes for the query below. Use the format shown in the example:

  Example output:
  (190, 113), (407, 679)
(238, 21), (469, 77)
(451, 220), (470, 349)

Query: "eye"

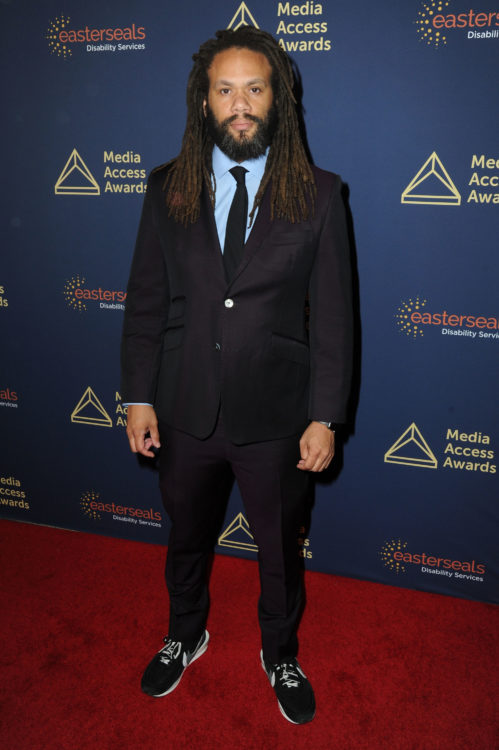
(219, 88), (231, 95)
(250, 87), (261, 94)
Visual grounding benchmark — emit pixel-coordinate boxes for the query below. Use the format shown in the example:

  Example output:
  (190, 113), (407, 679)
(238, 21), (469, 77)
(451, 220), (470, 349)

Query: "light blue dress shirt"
(212, 144), (269, 250)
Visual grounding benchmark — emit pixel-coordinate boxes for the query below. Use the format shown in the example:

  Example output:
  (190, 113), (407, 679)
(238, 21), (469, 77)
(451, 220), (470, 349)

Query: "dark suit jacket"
(121, 163), (353, 444)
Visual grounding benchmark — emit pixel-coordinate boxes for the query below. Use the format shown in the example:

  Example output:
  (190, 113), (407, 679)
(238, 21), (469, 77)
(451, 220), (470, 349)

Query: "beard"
(205, 102), (277, 162)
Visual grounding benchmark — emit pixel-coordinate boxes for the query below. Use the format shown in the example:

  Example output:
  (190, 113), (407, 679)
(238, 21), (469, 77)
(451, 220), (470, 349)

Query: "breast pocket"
(257, 230), (314, 272)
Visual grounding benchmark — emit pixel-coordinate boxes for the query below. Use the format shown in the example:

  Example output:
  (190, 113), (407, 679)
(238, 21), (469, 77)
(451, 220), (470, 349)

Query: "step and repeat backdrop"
(2, 0), (497, 603)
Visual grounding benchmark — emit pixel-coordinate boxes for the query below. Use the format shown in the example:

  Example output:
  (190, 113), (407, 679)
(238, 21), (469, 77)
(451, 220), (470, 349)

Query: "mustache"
(221, 113), (264, 127)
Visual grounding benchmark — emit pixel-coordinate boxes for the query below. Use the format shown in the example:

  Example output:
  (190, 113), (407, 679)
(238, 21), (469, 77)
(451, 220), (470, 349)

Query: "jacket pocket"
(168, 295), (186, 321)
(271, 332), (309, 366)
(162, 324), (184, 351)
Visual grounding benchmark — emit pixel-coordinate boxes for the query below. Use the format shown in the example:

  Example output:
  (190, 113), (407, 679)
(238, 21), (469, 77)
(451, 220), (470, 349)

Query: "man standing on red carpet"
(121, 26), (352, 725)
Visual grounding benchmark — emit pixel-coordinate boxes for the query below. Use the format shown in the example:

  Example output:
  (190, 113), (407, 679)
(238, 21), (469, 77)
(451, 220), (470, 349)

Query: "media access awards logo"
(227, 2), (333, 54)
(0, 475), (30, 512)
(379, 538), (486, 583)
(46, 15), (146, 58)
(79, 490), (162, 528)
(63, 275), (126, 312)
(384, 423), (438, 469)
(218, 512), (313, 558)
(71, 387), (113, 428)
(385, 423), (496, 475)
(401, 152), (461, 205)
(402, 152), (499, 207)
(71, 388), (128, 429)
(0, 284), (8, 308)
(414, 1), (499, 46)
(394, 296), (499, 342)
(228, 2), (259, 30)
(55, 150), (100, 196)
(218, 512), (258, 551)
(55, 148), (147, 197)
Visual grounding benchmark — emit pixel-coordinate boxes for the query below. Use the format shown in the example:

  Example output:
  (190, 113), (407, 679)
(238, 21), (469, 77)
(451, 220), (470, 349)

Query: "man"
(121, 26), (352, 725)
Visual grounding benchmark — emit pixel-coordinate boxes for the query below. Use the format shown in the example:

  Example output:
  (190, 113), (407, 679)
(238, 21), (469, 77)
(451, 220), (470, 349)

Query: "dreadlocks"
(164, 26), (316, 226)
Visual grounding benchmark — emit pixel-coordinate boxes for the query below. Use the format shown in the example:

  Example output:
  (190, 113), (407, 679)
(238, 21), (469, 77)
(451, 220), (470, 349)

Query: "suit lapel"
(226, 182), (272, 288)
(200, 183), (226, 280)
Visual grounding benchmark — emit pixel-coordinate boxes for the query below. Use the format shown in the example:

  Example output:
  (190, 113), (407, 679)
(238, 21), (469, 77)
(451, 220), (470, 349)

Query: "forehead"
(207, 47), (272, 84)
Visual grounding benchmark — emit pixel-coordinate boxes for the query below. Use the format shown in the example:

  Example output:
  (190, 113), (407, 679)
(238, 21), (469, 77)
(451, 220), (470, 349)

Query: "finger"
(149, 424), (161, 449)
(135, 434), (155, 457)
(309, 449), (333, 472)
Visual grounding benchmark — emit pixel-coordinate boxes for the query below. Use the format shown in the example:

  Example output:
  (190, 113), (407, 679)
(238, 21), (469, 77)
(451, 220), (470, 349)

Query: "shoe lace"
(275, 662), (300, 688)
(159, 638), (182, 665)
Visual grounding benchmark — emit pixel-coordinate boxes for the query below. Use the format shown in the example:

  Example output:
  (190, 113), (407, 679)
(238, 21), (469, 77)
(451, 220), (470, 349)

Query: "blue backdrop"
(2, 0), (498, 604)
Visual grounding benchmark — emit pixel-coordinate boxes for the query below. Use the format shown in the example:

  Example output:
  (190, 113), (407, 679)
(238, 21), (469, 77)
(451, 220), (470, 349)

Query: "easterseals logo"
(46, 15), (146, 58)
(395, 296), (427, 338)
(63, 275), (126, 312)
(0, 388), (18, 409)
(380, 538), (486, 582)
(79, 490), (162, 527)
(414, 2), (499, 47)
(395, 297), (499, 341)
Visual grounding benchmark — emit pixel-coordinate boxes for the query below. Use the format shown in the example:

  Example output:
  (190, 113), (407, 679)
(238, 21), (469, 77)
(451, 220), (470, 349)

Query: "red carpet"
(1, 520), (497, 750)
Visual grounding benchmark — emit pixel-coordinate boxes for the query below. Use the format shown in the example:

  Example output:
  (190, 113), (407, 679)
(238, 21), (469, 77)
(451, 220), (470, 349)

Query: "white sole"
(148, 630), (210, 697)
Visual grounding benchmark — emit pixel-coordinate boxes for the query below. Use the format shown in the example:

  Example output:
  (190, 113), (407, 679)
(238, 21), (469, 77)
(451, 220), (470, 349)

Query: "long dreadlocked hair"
(164, 26), (316, 226)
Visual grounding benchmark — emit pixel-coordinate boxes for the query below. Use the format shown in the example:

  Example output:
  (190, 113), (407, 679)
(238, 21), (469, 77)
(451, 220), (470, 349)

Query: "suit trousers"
(158, 412), (310, 663)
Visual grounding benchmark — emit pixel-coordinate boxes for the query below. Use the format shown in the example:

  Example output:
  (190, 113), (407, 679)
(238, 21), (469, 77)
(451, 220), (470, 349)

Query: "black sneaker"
(261, 651), (316, 724)
(141, 631), (209, 697)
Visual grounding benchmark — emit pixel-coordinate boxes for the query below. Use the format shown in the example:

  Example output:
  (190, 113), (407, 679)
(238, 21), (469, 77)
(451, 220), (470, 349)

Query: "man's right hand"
(126, 404), (161, 457)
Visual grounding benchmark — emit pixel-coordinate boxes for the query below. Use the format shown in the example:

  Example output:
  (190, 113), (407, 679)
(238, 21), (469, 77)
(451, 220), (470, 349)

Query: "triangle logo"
(384, 423), (438, 469)
(55, 148), (100, 196)
(401, 152), (461, 206)
(218, 512), (258, 551)
(71, 387), (113, 427)
(227, 3), (259, 30)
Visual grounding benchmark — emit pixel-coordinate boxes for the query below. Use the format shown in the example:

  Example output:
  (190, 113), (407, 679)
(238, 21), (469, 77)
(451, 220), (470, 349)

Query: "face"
(203, 47), (276, 162)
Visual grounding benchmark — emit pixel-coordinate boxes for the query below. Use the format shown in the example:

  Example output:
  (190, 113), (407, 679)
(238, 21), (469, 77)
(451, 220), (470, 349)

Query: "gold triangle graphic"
(401, 152), (461, 206)
(218, 512), (258, 551)
(227, 2), (259, 30)
(55, 148), (100, 196)
(384, 422), (438, 469)
(71, 387), (112, 427)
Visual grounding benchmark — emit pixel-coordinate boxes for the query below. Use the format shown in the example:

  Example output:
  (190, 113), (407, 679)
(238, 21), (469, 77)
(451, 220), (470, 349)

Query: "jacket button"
(224, 298), (234, 308)
(215, 342), (221, 351)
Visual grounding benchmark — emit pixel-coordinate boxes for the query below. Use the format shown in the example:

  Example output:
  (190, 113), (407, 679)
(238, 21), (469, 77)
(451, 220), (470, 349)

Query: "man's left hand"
(297, 421), (335, 472)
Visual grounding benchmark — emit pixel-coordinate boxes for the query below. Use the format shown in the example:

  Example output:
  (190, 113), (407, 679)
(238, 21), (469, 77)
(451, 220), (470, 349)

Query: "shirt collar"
(212, 144), (268, 183)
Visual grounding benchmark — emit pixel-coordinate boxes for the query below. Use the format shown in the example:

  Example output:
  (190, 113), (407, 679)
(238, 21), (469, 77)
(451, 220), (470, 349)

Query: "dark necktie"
(223, 166), (248, 282)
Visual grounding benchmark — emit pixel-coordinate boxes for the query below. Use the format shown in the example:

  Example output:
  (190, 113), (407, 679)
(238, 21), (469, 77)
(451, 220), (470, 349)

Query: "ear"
(202, 98), (207, 117)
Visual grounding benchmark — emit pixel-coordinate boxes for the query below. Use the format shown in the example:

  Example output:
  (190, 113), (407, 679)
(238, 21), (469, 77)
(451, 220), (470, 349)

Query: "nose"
(231, 91), (250, 114)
